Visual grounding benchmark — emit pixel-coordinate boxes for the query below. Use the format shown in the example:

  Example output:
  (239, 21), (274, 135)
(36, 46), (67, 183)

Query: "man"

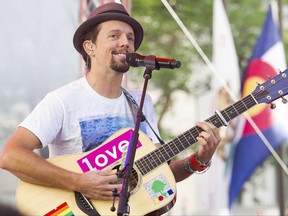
(0, 2), (220, 215)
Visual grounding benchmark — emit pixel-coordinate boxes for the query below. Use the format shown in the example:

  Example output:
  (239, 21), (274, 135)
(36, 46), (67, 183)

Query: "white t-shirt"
(19, 76), (160, 157)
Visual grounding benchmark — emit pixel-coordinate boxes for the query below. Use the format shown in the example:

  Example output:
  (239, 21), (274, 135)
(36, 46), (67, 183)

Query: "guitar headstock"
(252, 69), (288, 106)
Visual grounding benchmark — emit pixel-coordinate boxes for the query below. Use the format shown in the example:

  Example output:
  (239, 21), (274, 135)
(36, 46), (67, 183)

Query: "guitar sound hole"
(112, 165), (139, 192)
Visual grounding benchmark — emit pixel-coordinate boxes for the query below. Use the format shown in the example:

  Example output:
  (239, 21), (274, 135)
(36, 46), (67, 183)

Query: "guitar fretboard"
(135, 93), (258, 175)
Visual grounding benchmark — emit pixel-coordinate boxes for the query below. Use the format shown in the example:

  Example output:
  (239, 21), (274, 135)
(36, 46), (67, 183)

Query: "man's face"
(93, 20), (135, 73)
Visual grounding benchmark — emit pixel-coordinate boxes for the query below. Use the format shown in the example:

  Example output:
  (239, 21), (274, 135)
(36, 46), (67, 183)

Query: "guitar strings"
(134, 71), (288, 176)
(160, 0), (288, 176)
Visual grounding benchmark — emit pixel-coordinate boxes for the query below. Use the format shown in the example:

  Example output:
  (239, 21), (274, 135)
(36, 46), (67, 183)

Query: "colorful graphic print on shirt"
(79, 116), (147, 152)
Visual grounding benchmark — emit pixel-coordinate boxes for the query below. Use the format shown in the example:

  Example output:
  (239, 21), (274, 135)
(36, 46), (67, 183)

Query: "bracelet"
(183, 157), (198, 174)
(194, 152), (212, 168)
(183, 153), (211, 174)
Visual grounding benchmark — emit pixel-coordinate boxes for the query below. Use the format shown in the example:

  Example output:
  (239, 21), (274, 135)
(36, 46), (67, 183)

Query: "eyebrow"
(108, 29), (135, 37)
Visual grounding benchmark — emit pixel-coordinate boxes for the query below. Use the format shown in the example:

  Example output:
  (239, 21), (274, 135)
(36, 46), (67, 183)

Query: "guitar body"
(16, 129), (176, 216)
(17, 69), (288, 215)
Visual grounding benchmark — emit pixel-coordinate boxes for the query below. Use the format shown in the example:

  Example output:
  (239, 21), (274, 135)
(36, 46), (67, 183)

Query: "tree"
(130, 0), (287, 139)
(130, 0), (213, 138)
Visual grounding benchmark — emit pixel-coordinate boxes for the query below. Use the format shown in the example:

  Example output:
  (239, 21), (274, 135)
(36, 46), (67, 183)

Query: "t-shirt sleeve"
(19, 93), (64, 148)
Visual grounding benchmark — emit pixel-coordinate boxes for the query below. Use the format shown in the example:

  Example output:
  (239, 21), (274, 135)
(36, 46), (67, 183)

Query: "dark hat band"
(98, 10), (129, 16)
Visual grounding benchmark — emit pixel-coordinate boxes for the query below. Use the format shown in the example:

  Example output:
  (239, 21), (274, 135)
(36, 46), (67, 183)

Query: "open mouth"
(112, 51), (128, 61)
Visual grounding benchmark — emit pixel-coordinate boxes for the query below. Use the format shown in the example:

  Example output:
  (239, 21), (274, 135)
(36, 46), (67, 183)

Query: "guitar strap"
(122, 88), (165, 145)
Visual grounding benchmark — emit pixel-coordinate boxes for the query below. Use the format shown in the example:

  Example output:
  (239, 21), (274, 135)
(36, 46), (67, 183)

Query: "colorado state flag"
(229, 4), (288, 207)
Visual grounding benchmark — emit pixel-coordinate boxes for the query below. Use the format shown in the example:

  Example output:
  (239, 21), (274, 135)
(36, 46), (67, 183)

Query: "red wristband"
(189, 153), (207, 172)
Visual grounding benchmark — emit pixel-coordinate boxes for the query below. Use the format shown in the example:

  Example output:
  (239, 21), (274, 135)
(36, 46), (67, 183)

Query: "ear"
(83, 40), (94, 55)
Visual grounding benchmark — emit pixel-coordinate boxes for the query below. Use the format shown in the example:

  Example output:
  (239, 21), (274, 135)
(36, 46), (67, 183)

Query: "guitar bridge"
(74, 191), (100, 216)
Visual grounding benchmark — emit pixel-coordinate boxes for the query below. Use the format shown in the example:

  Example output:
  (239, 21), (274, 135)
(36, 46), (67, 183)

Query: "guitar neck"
(135, 93), (258, 175)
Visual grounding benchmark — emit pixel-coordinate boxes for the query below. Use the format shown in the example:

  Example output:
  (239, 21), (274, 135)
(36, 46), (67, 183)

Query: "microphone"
(126, 53), (181, 70)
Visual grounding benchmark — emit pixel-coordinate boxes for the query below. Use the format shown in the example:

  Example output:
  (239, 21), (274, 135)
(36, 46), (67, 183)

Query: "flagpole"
(222, 0), (226, 10)
(277, 145), (286, 216)
(277, 0), (283, 39)
(276, 1), (286, 215)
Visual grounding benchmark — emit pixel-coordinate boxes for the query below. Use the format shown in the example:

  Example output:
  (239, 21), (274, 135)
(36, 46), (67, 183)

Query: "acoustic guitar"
(16, 70), (288, 215)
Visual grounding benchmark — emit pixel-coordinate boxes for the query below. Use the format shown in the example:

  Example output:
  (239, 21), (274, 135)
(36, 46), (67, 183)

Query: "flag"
(212, 0), (240, 97)
(229, 3), (288, 208)
(205, 0), (240, 213)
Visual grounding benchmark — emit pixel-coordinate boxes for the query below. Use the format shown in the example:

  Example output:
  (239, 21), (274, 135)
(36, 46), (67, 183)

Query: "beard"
(110, 58), (130, 73)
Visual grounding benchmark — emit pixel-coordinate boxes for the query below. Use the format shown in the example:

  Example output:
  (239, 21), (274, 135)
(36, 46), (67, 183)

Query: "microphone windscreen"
(126, 53), (140, 67)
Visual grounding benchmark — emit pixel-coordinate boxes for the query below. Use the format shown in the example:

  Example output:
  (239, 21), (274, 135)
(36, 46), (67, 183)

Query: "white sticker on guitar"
(143, 174), (174, 204)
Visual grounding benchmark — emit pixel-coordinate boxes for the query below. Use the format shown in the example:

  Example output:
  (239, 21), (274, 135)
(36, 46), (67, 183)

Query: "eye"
(126, 33), (135, 43)
(110, 34), (119, 39)
(128, 36), (135, 43)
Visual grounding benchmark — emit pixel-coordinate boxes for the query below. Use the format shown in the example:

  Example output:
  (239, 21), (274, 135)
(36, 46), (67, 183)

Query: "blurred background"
(1, 0), (288, 215)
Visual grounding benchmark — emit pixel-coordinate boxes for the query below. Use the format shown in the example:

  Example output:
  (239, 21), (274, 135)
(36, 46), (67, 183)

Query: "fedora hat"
(73, 2), (144, 56)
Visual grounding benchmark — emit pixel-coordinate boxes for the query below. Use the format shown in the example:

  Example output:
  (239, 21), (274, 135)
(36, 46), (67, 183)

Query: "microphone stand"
(117, 56), (156, 216)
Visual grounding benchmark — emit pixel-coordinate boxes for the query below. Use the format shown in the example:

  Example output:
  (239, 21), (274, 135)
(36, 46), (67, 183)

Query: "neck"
(85, 69), (124, 99)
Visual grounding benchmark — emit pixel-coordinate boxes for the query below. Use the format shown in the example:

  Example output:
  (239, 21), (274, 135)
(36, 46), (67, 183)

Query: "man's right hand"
(77, 169), (122, 200)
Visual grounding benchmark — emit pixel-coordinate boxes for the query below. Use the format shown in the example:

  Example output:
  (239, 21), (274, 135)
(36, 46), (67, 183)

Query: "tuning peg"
(270, 102), (276, 109)
(282, 97), (288, 104)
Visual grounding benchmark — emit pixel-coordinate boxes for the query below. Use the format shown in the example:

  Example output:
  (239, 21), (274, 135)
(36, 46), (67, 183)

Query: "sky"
(0, 0), (82, 206)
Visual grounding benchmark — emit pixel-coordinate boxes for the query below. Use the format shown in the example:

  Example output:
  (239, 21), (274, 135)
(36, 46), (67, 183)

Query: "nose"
(119, 34), (130, 48)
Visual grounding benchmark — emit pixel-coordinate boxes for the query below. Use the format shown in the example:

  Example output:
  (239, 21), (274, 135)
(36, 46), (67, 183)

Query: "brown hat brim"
(73, 11), (144, 56)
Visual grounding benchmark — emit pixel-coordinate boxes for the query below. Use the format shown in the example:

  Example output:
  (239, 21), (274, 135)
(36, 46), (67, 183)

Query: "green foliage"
(130, 0), (288, 138)
(226, 0), (270, 70)
(130, 1), (213, 137)
(129, 0), (288, 206)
